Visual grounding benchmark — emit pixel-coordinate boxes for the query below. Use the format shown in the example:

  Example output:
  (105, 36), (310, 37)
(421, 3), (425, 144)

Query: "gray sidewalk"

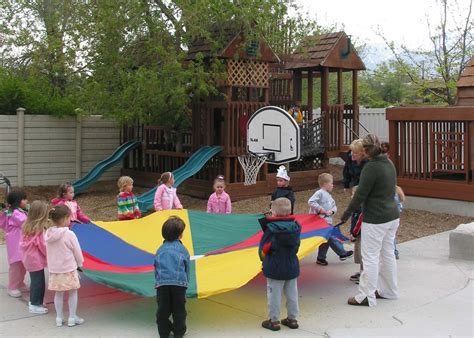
(0, 230), (472, 337)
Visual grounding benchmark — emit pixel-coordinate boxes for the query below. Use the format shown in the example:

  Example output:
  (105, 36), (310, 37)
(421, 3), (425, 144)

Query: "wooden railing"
(322, 104), (358, 153)
(387, 106), (474, 201)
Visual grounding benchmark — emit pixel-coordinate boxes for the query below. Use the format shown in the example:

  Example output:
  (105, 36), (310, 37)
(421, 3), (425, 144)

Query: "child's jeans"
(266, 278), (299, 322)
(317, 236), (347, 260)
(394, 239), (399, 258)
(29, 269), (46, 306)
(156, 285), (187, 338)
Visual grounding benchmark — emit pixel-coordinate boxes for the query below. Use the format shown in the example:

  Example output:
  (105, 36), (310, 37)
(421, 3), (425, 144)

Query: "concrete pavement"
(0, 230), (472, 337)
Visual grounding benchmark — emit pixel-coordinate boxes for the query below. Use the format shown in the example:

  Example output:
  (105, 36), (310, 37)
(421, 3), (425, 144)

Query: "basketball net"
(238, 154), (267, 185)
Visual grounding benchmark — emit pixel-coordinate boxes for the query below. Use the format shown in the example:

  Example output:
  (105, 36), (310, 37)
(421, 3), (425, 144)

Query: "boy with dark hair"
(154, 216), (190, 338)
(259, 198), (301, 331)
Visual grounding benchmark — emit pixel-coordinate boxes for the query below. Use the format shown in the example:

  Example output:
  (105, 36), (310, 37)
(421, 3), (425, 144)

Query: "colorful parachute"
(73, 210), (334, 298)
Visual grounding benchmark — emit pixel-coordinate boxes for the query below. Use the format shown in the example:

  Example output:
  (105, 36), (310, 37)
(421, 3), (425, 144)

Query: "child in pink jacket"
(51, 183), (90, 226)
(154, 172), (183, 211)
(0, 190), (28, 298)
(207, 175), (232, 214)
(45, 205), (85, 327)
(20, 200), (49, 314)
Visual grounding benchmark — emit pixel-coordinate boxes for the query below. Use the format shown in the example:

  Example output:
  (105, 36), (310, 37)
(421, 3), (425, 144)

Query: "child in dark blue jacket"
(258, 198), (301, 331)
(154, 216), (190, 338)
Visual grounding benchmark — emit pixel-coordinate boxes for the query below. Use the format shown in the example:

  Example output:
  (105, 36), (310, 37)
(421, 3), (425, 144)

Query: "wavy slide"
(137, 146), (222, 212)
(73, 141), (141, 194)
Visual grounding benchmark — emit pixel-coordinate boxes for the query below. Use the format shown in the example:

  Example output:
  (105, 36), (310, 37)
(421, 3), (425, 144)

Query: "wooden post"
(75, 115), (82, 179)
(337, 69), (343, 104)
(293, 70), (302, 103)
(388, 120), (399, 174)
(321, 67), (329, 110)
(307, 70), (314, 121)
(352, 70), (359, 137)
(16, 107), (25, 187)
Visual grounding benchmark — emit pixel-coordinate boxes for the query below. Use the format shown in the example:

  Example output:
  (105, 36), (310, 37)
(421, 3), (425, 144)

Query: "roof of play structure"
(185, 26), (279, 63)
(283, 31), (366, 71)
(456, 55), (474, 106)
(457, 55), (474, 88)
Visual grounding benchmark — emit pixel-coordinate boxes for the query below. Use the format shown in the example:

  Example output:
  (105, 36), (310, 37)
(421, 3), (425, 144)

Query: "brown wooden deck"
(387, 106), (474, 202)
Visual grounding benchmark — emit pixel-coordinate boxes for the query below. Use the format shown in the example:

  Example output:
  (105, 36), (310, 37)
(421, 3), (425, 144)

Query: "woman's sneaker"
(56, 317), (64, 327)
(7, 289), (21, 298)
(29, 304), (48, 314)
(350, 272), (360, 282)
(68, 316), (85, 327)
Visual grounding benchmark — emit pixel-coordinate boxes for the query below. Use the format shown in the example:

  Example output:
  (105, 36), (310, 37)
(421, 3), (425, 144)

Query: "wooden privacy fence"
(0, 108), (121, 187)
(387, 106), (474, 202)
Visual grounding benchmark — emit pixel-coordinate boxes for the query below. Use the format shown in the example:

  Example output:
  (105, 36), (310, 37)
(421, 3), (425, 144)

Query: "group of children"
(1, 159), (402, 335)
(1, 187), (85, 327)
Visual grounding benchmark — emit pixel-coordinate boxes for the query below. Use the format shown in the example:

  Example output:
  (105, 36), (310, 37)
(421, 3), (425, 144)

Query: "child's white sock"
(68, 289), (78, 319)
(54, 291), (64, 319)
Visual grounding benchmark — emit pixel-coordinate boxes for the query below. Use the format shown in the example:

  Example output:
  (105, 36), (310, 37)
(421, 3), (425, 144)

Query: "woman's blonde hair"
(22, 200), (50, 236)
(350, 139), (364, 153)
(395, 185), (406, 203)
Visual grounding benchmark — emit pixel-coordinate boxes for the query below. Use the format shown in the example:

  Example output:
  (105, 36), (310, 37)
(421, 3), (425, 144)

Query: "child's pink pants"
(8, 261), (27, 289)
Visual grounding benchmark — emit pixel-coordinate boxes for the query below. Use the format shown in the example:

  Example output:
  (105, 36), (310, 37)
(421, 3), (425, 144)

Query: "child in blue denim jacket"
(154, 216), (190, 338)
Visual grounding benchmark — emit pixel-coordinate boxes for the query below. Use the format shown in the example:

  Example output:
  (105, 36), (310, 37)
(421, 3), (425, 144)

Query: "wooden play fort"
(122, 30), (366, 200)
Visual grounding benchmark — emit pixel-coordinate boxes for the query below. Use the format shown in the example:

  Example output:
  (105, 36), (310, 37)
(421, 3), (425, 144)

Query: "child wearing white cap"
(270, 166), (295, 214)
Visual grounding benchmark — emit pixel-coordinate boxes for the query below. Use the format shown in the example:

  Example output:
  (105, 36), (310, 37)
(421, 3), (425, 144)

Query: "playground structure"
(122, 31), (365, 200)
(386, 56), (474, 202)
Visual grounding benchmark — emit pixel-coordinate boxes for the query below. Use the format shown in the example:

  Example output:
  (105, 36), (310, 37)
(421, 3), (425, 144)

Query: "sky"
(296, 0), (472, 50)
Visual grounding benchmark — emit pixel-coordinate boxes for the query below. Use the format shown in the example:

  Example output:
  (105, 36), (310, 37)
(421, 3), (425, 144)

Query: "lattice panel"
(227, 59), (268, 87)
(431, 131), (466, 173)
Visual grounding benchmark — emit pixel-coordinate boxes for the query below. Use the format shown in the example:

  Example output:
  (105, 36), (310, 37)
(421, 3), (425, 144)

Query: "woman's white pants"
(355, 218), (400, 306)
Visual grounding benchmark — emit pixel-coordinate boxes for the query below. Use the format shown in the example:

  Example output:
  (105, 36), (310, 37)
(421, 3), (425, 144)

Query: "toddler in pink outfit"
(207, 175), (232, 214)
(0, 190), (28, 298)
(20, 200), (49, 314)
(45, 205), (85, 327)
(51, 184), (90, 226)
(154, 172), (183, 211)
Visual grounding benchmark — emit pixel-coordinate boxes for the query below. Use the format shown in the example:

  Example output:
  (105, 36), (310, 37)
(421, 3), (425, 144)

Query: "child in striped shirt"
(117, 176), (141, 221)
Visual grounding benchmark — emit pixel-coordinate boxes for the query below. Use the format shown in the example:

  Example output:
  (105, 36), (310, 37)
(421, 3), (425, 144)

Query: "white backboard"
(247, 106), (300, 164)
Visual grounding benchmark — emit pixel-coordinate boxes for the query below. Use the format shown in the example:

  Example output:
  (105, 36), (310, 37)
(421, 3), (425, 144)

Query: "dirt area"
(1, 165), (472, 244)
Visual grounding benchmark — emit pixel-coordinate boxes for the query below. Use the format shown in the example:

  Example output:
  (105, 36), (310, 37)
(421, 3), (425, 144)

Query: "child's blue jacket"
(154, 240), (190, 288)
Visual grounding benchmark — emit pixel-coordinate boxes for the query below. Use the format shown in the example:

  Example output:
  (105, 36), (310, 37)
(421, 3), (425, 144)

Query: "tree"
(379, 0), (473, 105)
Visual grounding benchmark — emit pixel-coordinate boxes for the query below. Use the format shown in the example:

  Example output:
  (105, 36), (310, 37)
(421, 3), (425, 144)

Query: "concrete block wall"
(0, 109), (121, 187)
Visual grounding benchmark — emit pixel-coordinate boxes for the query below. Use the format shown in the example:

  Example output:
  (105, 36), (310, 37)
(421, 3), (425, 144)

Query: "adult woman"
(340, 134), (400, 306)
(342, 139), (368, 193)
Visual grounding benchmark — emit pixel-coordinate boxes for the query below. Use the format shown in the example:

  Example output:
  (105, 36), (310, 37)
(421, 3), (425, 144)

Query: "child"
(308, 173), (353, 265)
(259, 198), (301, 331)
(381, 142), (390, 158)
(51, 183), (90, 226)
(117, 176), (141, 220)
(394, 185), (405, 259)
(270, 166), (295, 214)
(20, 200), (49, 314)
(154, 172), (183, 211)
(45, 205), (85, 327)
(154, 216), (190, 338)
(207, 175), (231, 214)
(287, 103), (303, 124)
(0, 190), (28, 298)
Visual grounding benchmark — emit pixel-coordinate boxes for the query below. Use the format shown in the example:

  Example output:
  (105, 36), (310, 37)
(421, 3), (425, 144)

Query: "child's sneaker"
(262, 319), (280, 331)
(68, 316), (85, 327)
(316, 258), (328, 266)
(28, 304), (48, 314)
(56, 317), (64, 327)
(339, 250), (354, 261)
(281, 317), (299, 329)
(7, 289), (21, 298)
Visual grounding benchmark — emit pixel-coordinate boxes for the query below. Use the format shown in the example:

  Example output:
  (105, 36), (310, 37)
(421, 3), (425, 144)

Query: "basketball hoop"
(238, 153), (268, 185)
